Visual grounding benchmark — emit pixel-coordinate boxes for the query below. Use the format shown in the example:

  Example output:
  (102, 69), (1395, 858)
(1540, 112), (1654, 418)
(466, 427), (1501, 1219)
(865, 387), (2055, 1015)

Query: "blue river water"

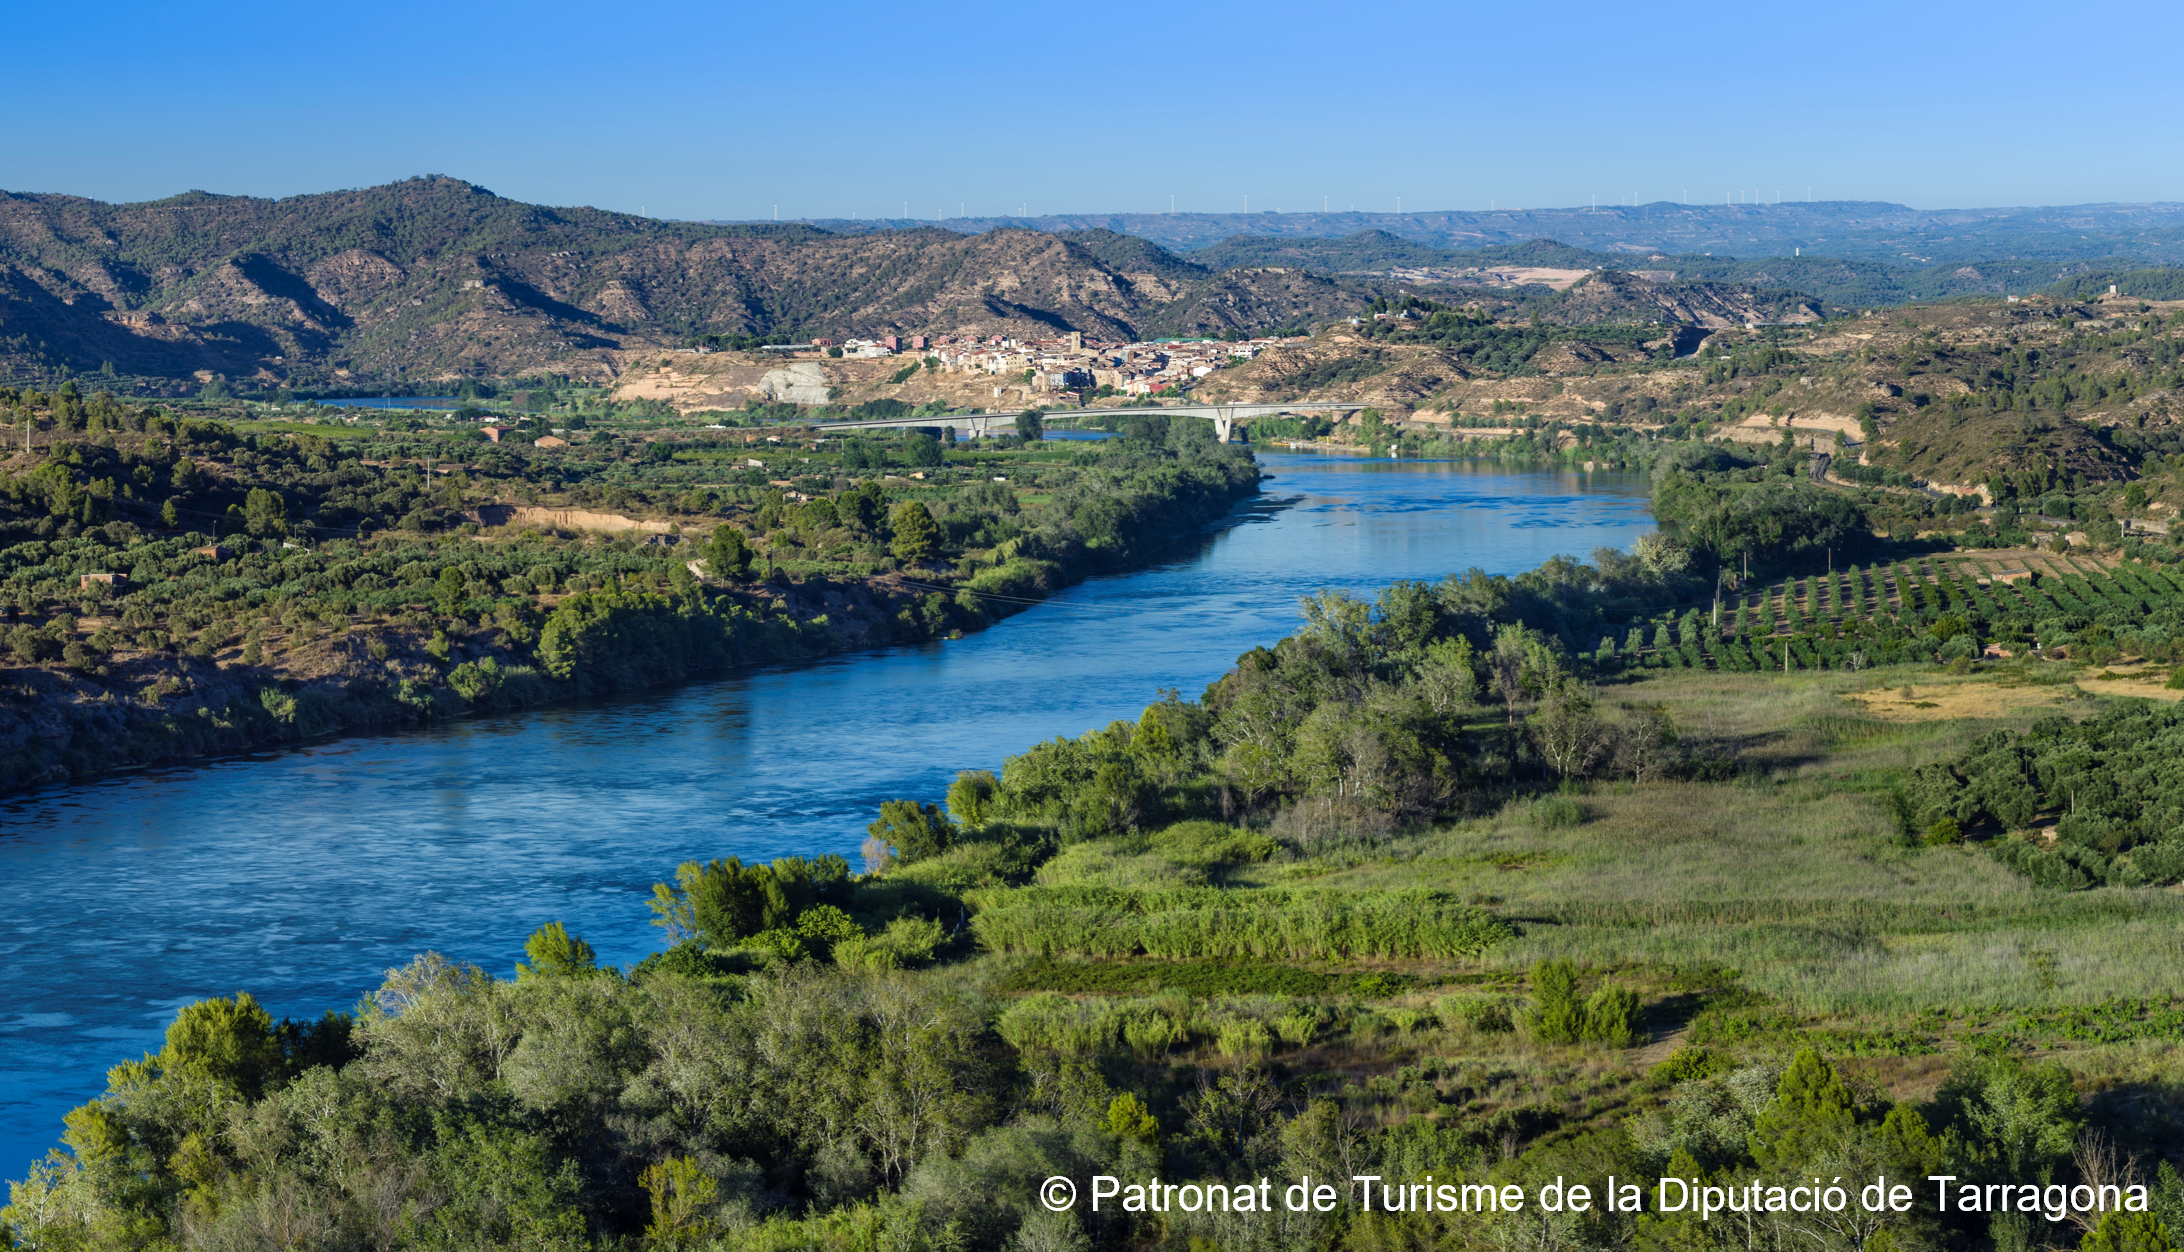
(0, 453), (1654, 1179)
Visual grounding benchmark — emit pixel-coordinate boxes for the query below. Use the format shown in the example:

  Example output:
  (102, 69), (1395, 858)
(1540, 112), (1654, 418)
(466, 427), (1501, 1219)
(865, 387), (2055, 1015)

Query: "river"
(0, 453), (1653, 1178)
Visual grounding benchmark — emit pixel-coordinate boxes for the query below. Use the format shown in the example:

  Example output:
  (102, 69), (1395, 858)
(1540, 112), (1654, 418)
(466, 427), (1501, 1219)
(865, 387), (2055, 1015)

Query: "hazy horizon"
(11, 179), (2184, 224)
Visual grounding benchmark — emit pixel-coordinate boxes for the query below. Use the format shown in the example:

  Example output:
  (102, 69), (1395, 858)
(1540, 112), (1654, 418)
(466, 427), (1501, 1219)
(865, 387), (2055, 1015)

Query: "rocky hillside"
(1538, 269), (1823, 328)
(1186, 289), (2184, 500)
(0, 180), (1387, 391)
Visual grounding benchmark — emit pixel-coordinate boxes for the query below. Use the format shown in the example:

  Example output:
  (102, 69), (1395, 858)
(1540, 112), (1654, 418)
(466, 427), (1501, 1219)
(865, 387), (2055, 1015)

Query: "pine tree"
(890, 501), (938, 563)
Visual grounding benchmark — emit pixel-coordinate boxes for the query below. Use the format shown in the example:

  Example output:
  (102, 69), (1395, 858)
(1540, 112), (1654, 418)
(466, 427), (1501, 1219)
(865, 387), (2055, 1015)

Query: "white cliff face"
(758, 361), (832, 405)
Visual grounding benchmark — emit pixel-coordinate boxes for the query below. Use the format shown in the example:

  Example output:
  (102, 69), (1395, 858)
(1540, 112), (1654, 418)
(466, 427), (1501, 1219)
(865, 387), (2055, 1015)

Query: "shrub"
(996, 994), (1121, 1056)
(869, 799), (956, 861)
(1581, 986), (1645, 1047)
(793, 905), (863, 961)
(1527, 959), (1643, 1046)
(649, 853), (852, 947)
(1528, 959), (1583, 1044)
(1121, 1012), (1186, 1059)
(1101, 1093), (1160, 1146)
(1923, 817), (1963, 846)
(2079, 1210), (2178, 1252)
(1530, 794), (1586, 829)
(1272, 1009), (1324, 1046)
(1215, 1018), (1272, 1061)
(1651, 1045), (1726, 1083)
(836, 914), (946, 972)
(1437, 994), (1515, 1034)
(631, 941), (741, 982)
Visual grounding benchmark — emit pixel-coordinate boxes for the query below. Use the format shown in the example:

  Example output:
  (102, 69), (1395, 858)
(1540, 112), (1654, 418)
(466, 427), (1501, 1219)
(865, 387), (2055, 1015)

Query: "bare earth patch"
(1842, 681), (2068, 721)
(2074, 661), (2184, 702)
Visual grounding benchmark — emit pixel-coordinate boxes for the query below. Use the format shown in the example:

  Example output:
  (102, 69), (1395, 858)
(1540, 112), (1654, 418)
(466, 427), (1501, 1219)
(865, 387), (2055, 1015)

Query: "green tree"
(161, 992), (282, 1097)
(1102, 1092), (1160, 1146)
(242, 486), (287, 536)
(1935, 1056), (2080, 1180)
(1751, 1047), (1855, 1169)
(515, 921), (598, 981)
(1529, 680), (1608, 778)
(947, 769), (1000, 829)
(1528, 958), (1582, 1044)
(1016, 409), (1045, 442)
(793, 904), (863, 961)
(1412, 636), (1478, 717)
(160, 498), (180, 529)
(435, 566), (468, 614)
(702, 525), (752, 579)
(843, 480), (887, 530)
(903, 434), (944, 467)
(641, 1155), (721, 1247)
(2082, 1212), (2179, 1252)
(869, 798), (956, 861)
(647, 855), (846, 948)
(890, 501), (938, 563)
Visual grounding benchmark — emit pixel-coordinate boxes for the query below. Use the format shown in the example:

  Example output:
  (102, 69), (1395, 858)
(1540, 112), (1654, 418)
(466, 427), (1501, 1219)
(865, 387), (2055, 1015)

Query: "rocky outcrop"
(757, 362), (832, 405)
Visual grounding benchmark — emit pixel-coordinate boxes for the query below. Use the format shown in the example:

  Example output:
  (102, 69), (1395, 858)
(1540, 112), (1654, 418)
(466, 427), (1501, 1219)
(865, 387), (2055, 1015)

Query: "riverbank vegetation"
(16, 525), (2184, 1251)
(0, 391), (1257, 791)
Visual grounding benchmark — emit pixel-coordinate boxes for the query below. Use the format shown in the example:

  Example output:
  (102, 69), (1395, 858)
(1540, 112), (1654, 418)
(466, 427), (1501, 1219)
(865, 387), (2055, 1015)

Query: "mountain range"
(7, 177), (2184, 392)
(0, 178), (1380, 390)
(807, 200), (2184, 266)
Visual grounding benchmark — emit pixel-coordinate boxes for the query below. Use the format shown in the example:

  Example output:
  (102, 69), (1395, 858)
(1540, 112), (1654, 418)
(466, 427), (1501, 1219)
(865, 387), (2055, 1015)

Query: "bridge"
(807, 401), (1365, 443)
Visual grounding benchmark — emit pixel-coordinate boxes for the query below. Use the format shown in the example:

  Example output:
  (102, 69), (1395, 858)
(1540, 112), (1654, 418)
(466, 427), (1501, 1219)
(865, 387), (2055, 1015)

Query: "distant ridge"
(11, 176), (2184, 391)
(778, 201), (2184, 267)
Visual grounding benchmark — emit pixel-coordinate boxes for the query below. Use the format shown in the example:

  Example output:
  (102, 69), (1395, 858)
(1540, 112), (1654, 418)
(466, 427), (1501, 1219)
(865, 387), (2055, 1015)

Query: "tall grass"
(968, 886), (1510, 960)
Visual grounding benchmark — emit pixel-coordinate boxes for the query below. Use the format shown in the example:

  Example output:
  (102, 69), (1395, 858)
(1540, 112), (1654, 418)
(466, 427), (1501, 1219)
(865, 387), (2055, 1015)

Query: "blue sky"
(5, 0), (2177, 219)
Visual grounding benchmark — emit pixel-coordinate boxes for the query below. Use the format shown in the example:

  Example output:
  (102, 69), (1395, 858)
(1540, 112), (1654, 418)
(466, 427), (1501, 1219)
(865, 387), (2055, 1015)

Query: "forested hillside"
(0, 386), (1259, 790)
